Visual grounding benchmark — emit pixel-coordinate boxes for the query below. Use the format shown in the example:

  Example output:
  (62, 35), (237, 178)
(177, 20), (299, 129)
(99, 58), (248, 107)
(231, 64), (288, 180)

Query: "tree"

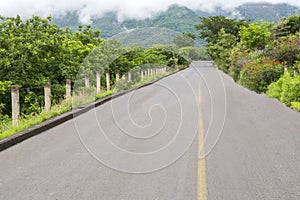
(266, 33), (300, 67)
(195, 16), (249, 44)
(273, 15), (300, 38)
(239, 21), (272, 50)
(0, 81), (12, 117)
(0, 15), (103, 115)
(206, 28), (238, 72)
(173, 32), (196, 48)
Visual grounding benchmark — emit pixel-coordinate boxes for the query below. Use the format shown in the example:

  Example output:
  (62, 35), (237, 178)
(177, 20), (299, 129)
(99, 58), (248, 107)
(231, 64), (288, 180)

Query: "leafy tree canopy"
(195, 16), (249, 43)
(239, 21), (272, 50)
(173, 32), (196, 48)
(273, 15), (300, 38)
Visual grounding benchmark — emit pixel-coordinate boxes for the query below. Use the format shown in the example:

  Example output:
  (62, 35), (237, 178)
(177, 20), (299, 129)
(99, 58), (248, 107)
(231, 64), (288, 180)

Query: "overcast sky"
(0, 0), (299, 23)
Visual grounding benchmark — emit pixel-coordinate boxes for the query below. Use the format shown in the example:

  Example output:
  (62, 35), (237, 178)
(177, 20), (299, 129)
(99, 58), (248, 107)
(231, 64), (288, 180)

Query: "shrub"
(291, 102), (300, 111)
(0, 103), (10, 133)
(114, 79), (133, 92)
(266, 76), (284, 99)
(267, 73), (300, 106)
(266, 33), (300, 67)
(207, 29), (238, 73)
(0, 81), (12, 116)
(239, 22), (272, 50)
(280, 75), (300, 105)
(22, 91), (43, 115)
(239, 59), (284, 93)
(229, 44), (262, 81)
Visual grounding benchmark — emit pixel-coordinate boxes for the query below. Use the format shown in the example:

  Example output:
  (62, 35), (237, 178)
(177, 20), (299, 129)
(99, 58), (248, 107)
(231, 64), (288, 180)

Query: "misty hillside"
(237, 3), (300, 22)
(110, 27), (180, 48)
(53, 4), (200, 38)
(121, 5), (200, 34)
(52, 3), (300, 47)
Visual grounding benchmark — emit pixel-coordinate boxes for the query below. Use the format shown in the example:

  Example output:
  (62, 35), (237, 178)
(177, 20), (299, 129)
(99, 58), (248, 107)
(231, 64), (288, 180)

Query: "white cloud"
(0, 0), (299, 23)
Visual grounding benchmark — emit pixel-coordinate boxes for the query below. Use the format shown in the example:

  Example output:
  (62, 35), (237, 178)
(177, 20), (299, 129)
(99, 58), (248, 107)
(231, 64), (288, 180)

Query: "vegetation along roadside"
(196, 15), (300, 111)
(0, 15), (197, 140)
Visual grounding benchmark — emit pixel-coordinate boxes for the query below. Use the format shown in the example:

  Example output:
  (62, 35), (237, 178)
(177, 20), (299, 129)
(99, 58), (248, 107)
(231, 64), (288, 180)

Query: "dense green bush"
(291, 102), (300, 111)
(267, 73), (300, 106)
(196, 15), (300, 111)
(266, 33), (300, 67)
(239, 59), (284, 93)
(207, 29), (238, 73)
(0, 16), (102, 117)
(0, 81), (12, 116)
(114, 79), (133, 92)
(229, 44), (261, 81)
(239, 22), (272, 50)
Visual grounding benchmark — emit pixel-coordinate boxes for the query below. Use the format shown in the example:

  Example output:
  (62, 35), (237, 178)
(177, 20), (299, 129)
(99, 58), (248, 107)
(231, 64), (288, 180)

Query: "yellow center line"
(198, 81), (207, 200)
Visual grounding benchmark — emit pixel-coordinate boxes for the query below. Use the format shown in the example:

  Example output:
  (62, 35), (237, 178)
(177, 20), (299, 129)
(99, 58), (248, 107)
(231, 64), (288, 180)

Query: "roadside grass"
(0, 68), (181, 141)
(0, 99), (72, 140)
(132, 71), (173, 88)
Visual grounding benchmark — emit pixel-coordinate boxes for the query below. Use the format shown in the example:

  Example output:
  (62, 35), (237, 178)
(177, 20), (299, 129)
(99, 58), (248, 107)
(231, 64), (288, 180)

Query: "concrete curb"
(0, 69), (184, 152)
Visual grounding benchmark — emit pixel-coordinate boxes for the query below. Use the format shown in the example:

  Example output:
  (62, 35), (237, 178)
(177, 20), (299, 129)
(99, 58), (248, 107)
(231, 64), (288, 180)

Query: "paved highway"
(0, 61), (300, 199)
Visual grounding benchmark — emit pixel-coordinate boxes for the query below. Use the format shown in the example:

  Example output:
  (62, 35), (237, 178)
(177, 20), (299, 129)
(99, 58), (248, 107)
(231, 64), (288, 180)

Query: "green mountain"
(113, 5), (203, 47)
(52, 3), (300, 48)
(54, 4), (200, 38)
(237, 3), (300, 22)
(111, 27), (180, 48)
(53, 4), (203, 47)
(120, 4), (200, 35)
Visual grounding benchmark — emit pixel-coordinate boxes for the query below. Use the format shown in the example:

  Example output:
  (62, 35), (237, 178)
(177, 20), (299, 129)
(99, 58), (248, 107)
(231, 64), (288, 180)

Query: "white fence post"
(106, 71), (110, 91)
(85, 75), (90, 88)
(128, 71), (132, 81)
(116, 72), (120, 81)
(44, 82), (51, 112)
(11, 85), (20, 126)
(66, 79), (71, 100)
(96, 71), (101, 94)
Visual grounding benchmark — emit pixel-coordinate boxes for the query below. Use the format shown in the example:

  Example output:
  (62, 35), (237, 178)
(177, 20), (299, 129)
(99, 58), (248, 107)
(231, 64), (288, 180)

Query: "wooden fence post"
(11, 85), (20, 126)
(66, 79), (71, 100)
(96, 71), (101, 94)
(44, 82), (51, 112)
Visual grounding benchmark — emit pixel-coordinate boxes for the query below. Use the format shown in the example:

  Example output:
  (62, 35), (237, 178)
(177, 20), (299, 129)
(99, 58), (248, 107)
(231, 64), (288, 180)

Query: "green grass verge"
(0, 100), (72, 140)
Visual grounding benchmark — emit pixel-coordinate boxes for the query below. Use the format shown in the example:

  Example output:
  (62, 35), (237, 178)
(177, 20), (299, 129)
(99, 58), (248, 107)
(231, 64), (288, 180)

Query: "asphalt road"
(0, 61), (300, 199)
